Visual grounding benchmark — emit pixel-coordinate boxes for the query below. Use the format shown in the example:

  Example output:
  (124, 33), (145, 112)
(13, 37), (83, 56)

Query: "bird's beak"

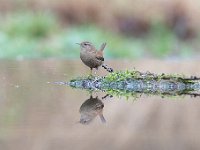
(76, 43), (81, 45)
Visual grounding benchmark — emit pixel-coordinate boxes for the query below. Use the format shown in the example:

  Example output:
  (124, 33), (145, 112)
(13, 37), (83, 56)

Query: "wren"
(76, 41), (113, 74)
(79, 95), (106, 125)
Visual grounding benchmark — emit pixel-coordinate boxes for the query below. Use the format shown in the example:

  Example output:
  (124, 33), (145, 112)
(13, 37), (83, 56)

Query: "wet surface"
(0, 59), (200, 150)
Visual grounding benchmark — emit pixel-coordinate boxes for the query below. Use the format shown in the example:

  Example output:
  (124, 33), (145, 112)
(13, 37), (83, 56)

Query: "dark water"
(0, 60), (200, 150)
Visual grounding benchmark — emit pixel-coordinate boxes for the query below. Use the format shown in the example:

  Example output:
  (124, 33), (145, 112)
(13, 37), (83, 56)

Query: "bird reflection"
(79, 95), (106, 125)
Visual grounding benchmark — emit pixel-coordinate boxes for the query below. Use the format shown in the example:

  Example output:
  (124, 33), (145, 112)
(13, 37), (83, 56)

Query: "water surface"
(0, 60), (200, 150)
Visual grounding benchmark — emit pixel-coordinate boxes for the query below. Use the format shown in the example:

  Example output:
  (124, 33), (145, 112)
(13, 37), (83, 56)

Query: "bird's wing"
(96, 51), (104, 61)
(96, 56), (104, 61)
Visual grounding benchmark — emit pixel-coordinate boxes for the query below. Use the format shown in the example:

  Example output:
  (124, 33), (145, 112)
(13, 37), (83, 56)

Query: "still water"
(0, 59), (200, 150)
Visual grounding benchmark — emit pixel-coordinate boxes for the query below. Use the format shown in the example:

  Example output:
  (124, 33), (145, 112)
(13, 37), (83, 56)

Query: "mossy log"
(67, 70), (200, 98)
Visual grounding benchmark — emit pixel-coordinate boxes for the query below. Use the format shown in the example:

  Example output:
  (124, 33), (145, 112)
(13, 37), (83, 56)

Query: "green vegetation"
(104, 70), (187, 82)
(0, 13), (198, 59)
(68, 70), (200, 99)
(1, 13), (58, 38)
(71, 70), (196, 84)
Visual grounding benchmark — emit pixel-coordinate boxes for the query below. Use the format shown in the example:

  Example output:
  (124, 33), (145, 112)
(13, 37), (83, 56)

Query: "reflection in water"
(1, 60), (200, 149)
(79, 95), (106, 125)
(65, 72), (200, 125)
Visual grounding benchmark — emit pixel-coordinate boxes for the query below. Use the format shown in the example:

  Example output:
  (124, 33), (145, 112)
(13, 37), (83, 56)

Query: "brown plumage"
(77, 41), (106, 74)
(79, 95), (106, 125)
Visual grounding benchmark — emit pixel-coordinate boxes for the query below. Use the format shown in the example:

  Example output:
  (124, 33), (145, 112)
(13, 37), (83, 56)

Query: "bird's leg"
(90, 68), (93, 76)
(89, 92), (93, 98)
(94, 68), (98, 76)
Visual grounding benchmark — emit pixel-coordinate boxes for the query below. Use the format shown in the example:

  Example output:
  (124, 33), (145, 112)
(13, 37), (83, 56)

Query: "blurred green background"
(0, 0), (200, 59)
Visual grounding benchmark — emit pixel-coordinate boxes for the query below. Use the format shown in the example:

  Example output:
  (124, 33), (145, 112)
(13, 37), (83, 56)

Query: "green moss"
(71, 70), (198, 84)
(104, 70), (141, 82)
(103, 70), (187, 83)
(68, 70), (200, 99)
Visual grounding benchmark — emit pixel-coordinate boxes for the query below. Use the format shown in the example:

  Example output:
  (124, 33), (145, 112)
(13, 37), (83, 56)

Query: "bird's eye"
(84, 43), (87, 46)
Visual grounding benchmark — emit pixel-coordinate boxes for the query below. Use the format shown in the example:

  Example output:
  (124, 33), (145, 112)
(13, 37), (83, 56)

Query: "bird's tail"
(102, 64), (114, 73)
(99, 43), (106, 51)
(99, 114), (106, 123)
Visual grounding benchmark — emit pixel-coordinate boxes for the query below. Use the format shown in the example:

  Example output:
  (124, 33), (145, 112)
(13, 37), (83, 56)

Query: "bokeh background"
(0, 0), (200, 59)
(1, 1), (200, 150)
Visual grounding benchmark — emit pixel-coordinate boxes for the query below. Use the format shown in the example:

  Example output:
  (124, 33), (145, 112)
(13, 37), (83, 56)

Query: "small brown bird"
(79, 95), (106, 125)
(76, 41), (113, 75)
